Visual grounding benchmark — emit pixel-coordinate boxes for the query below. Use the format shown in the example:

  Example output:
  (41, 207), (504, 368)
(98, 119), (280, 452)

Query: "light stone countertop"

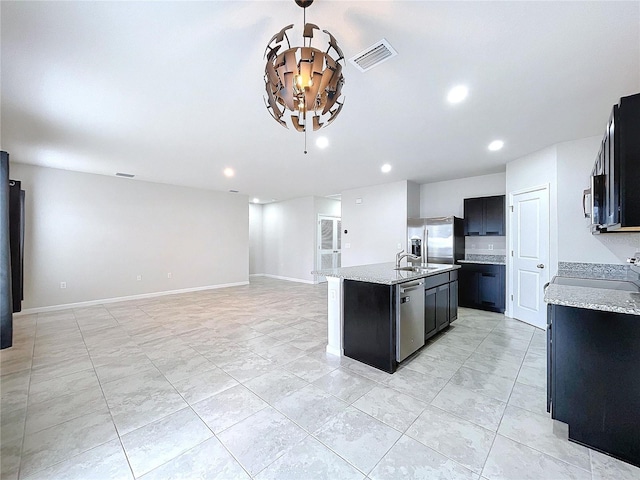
(313, 262), (460, 285)
(458, 260), (506, 266)
(544, 283), (640, 316)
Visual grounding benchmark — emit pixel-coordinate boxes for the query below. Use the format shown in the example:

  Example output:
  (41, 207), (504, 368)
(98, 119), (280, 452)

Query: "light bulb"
(488, 140), (504, 151)
(447, 85), (469, 104)
(316, 137), (329, 149)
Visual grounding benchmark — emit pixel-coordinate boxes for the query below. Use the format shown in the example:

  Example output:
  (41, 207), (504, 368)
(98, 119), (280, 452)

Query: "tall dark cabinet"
(1, 151), (25, 350)
(9, 179), (25, 313)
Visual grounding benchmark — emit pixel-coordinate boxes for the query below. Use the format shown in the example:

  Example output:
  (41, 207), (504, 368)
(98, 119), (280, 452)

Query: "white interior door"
(510, 186), (549, 329)
(316, 216), (341, 283)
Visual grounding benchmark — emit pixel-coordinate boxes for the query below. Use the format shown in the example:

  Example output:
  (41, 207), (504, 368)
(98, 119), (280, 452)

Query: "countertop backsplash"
(464, 236), (506, 256)
(463, 254), (507, 264)
(557, 261), (639, 285)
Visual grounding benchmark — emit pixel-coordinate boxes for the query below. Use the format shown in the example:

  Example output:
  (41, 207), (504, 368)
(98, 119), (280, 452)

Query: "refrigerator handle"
(423, 227), (428, 265)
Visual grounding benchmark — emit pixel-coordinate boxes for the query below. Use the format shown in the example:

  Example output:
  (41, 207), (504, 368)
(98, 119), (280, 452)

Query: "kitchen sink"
(395, 266), (439, 272)
(551, 276), (640, 292)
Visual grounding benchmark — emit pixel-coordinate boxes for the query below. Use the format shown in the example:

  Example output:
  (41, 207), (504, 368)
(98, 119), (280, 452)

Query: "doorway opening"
(316, 215), (341, 283)
(509, 184), (550, 329)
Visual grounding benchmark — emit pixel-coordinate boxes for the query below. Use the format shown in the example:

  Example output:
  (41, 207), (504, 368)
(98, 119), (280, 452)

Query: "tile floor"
(1, 277), (639, 479)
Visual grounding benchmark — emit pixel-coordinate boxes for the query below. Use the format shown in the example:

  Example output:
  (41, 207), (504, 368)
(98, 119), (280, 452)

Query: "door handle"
(537, 264), (545, 269)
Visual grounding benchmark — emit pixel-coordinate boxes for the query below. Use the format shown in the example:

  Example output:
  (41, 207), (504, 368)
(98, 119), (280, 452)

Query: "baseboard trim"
(326, 345), (343, 357)
(15, 281), (250, 315)
(253, 274), (315, 285)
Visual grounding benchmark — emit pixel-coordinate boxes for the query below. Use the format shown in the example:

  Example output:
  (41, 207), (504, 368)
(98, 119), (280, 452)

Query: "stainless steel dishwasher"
(396, 280), (425, 362)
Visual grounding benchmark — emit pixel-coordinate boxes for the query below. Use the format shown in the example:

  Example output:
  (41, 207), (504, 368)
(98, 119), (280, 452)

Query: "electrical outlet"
(397, 243), (402, 249)
(167, 273), (172, 279)
(60, 282), (66, 289)
(136, 275), (142, 281)
(489, 244), (494, 250)
(345, 243), (351, 248)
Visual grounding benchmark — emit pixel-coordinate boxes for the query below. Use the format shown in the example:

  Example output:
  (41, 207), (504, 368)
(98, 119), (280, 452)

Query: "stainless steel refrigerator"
(407, 216), (464, 265)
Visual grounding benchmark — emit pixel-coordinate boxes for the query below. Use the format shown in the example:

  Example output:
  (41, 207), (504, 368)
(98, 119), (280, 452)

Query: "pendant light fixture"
(264, 0), (345, 153)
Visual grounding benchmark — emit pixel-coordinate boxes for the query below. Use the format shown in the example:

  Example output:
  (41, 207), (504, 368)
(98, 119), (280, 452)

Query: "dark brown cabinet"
(548, 304), (640, 468)
(342, 270), (460, 373)
(343, 280), (396, 373)
(424, 271), (458, 341)
(463, 195), (505, 236)
(458, 263), (505, 313)
(592, 93), (640, 233)
(425, 283), (449, 339)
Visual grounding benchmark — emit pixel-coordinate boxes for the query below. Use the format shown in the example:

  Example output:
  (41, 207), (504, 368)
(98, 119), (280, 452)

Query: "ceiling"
(2, 1), (639, 203)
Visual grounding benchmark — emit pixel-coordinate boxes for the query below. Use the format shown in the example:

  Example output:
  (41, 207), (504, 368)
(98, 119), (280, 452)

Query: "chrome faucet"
(396, 249), (421, 268)
(627, 253), (640, 266)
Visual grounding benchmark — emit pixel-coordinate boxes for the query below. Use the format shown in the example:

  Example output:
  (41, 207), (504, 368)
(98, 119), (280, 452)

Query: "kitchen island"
(314, 262), (460, 373)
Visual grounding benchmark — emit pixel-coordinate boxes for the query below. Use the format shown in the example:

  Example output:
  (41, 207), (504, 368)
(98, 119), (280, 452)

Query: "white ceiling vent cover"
(349, 39), (397, 73)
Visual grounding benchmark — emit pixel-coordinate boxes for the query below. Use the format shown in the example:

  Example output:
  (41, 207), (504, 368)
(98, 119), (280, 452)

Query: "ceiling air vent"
(348, 39), (397, 73)
(229, 189), (239, 193)
(115, 172), (135, 178)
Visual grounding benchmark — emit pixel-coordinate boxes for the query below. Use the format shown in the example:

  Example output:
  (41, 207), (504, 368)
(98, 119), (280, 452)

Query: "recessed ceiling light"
(488, 140), (504, 151)
(381, 163), (392, 173)
(223, 167), (235, 177)
(447, 85), (468, 104)
(316, 137), (329, 149)
(252, 198), (260, 203)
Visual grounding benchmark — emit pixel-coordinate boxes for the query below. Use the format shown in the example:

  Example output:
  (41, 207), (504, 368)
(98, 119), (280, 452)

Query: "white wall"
(505, 145), (559, 321)
(249, 203), (264, 275)
(314, 197), (341, 219)
(506, 145), (559, 279)
(465, 236), (507, 257)
(262, 196), (315, 283)
(407, 180), (421, 218)
(341, 180), (408, 267)
(260, 196), (341, 283)
(11, 163), (249, 310)
(556, 136), (640, 263)
(420, 172), (506, 218)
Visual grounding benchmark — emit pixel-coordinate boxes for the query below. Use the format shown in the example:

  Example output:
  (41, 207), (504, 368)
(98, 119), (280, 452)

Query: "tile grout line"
(477, 312), (531, 478)
(77, 304), (138, 480)
(15, 310), (39, 480)
(399, 315), (500, 477)
(17, 307), (127, 480)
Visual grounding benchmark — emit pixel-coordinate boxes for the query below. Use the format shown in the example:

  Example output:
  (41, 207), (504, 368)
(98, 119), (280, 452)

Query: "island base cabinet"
(548, 304), (640, 468)
(343, 280), (396, 373)
(424, 273), (452, 341)
(449, 279), (458, 322)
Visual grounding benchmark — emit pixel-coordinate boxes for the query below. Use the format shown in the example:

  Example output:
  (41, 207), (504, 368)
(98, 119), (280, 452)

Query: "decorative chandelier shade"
(263, 0), (345, 136)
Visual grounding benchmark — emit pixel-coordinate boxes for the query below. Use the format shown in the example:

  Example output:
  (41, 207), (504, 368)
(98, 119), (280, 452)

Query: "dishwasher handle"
(400, 281), (424, 293)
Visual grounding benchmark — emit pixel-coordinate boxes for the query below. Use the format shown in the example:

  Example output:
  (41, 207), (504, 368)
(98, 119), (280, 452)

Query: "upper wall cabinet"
(591, 92), (640, 233)
(463, 195), (505, 236)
